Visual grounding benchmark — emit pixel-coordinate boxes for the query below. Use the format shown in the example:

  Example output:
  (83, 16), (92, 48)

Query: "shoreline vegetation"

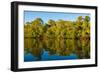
(24, 16), (90, 60)
(24, 16), (90, 40)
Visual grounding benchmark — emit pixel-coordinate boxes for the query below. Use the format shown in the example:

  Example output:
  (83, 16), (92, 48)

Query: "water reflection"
(24, 38), (90, 62)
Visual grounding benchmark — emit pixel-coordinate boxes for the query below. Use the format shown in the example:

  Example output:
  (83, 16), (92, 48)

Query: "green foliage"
(24, 16), (91, 59)
(48, 19), (56, 26)
(24, 16), (90, 39)
(84, 16), (90, 22)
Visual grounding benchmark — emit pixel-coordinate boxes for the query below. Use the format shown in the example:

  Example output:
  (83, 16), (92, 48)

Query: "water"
(24, 49), (78, 62)
(24, 38), (90, 62)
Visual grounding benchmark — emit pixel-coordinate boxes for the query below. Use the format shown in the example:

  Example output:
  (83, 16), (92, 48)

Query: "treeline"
(24, 16), (90, 39)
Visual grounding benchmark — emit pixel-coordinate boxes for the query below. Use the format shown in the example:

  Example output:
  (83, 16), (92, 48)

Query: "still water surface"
(24, 38), (90, 62)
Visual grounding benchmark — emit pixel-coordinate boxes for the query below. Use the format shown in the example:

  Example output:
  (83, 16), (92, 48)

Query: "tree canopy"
(24, 16), (90, 40)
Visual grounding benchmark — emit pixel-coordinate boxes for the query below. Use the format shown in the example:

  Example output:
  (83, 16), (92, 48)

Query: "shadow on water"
(24, 38), (90, 62)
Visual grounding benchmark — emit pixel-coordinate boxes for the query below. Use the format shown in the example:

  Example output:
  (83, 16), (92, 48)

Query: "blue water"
(24, 50), (78, 62)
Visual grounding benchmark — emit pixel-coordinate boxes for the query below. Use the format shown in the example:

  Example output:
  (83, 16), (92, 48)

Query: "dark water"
(24, 38), (90, 62)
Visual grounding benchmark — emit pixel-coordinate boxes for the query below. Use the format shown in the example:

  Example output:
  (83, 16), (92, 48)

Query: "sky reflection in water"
(24, 38), (90, 62)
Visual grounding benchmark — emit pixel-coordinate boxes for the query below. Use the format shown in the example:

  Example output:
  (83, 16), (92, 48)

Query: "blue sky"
(24, 11), (90, 23)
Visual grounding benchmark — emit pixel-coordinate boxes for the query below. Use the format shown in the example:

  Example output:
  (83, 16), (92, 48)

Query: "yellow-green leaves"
(24, 16), (90, 40)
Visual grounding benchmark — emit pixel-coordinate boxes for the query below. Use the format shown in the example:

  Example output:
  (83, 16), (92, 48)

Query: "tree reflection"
(24, 37), (90, 61)
(24, 16), (90, 61)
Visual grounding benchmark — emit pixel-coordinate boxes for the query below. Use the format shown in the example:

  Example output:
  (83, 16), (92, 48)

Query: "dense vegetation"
(24, 16), (90, 60)
(24, 16), (90, 39)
